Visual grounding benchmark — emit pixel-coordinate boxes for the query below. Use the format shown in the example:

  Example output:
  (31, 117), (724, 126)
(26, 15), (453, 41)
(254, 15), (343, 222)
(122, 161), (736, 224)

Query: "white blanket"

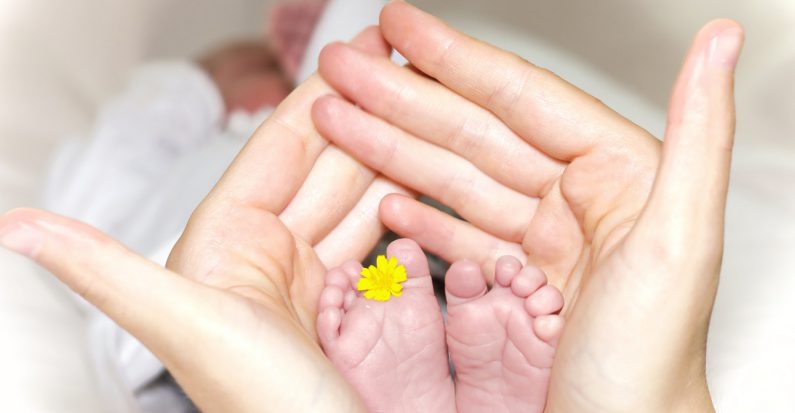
(1, 0), (794, 411)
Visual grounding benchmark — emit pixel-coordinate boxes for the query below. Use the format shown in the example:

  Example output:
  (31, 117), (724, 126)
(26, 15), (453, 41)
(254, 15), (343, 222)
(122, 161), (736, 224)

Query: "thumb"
(636, 20), (743, 259)
(0, 208), (216, 358)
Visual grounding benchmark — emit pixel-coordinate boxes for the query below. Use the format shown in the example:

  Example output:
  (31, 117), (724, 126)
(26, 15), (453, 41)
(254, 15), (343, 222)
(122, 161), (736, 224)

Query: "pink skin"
(199, 43), (292, 113)
(317, 239), (456, 413)
(445, 257), (564, 413)
(317, 238), (564, 413)
(267, 0), (327, 81)
(199, 1), (326, 114)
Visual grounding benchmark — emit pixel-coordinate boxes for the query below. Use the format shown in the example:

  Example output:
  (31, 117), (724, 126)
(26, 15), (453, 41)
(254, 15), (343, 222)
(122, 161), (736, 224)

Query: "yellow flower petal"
(374, 289), (390, 301)
(357, 278), (375, 291)
(355, 255), (409, 302)
(377, 255), (388, 270)
(393, 267), (407, 282)
(361, 265), (377, 279)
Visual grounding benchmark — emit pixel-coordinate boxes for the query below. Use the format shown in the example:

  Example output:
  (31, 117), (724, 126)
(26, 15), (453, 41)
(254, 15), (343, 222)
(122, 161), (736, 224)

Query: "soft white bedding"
(1, 0), (793, 411)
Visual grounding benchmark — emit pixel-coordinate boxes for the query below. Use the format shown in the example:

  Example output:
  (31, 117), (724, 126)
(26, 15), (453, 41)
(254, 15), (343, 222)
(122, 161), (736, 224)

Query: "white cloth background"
(0, 0), (793, 412)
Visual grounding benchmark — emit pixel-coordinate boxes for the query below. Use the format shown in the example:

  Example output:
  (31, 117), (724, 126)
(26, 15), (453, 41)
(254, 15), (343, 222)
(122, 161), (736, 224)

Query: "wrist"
(546, 362), (713, 413)
(669, 374), (714, 413)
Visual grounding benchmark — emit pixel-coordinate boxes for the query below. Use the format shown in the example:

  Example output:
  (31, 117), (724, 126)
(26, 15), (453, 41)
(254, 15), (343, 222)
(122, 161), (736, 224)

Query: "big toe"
(445, 260), (487, 306)
(387, 238), (430, 281)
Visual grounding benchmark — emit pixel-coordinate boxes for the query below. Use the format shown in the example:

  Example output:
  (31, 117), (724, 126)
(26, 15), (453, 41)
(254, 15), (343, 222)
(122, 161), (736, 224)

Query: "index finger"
(209, 26), (392, 213)
(379, 2), (654, 161)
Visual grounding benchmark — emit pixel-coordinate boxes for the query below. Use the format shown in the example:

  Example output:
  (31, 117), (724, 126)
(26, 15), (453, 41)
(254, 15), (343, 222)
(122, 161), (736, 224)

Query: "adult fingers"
(378, 1), (652, 161)
(0, 208), (218, 359)
(206, 25), (390, 214)
(637, 20), (743, 259)
(313, 94), (537, 242)
(171, 26), (392, 286)
(279, 145), (375, 244)
(315, 177), (411, 268)
(267, 26), (393, 244)
(317, 41), (564, 197)
(377, 194), (527, 283)
(0, 209), (367, 413)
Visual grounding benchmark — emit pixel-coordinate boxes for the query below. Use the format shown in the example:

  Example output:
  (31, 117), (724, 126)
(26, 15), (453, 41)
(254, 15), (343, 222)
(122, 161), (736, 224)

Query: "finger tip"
(379, 1), (401, 26)
(361, 24), (380, 35)
(378, 192), (408, 213)
(351, 25), (391, 57)
(695, 19), (745, 67)
(702, 18), (744, 37)
(311, 94), (341, 118)
(0, 208), (103, 244)
(380, 1), (415, 41)
(311, 95), (354, 137)
(318, 41), (349, 72)
(1, 207), (45, 223)
(378, 194), (416, 232)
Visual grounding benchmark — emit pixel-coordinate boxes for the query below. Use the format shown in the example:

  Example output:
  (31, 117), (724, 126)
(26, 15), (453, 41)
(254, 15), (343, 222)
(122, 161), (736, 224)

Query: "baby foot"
(317, 239), (456, 413)
(445, 257), (565, 413)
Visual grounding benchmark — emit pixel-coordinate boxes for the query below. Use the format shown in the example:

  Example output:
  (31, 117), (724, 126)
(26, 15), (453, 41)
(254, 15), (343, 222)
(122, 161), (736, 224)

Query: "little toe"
(533, 315), (565, 347)
(317, 306), (342, 349)
(510, 266), (547, 298)
(325, 268), (351, 290)
(525, 285), (564, 317)
(494, 255), (523, 287)
(444, 260), (488, 306)
(386, 238), (430, 280)
(319, 285), (344, 311)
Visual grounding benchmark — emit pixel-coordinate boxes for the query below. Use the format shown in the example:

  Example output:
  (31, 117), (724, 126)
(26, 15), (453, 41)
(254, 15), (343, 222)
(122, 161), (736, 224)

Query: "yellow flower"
(357, 255), (407, 301)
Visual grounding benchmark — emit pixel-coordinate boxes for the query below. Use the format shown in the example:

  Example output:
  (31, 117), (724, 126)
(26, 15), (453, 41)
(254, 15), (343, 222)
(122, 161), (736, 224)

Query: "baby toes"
(444, 260), (488, 306)
(319, 284), (345, 311)
(317, 285), (345, 348)
(325, 267), (351, 290)
(325, 267), (358, 310)
(525, 284), (564, 317)
(533, 314), (565, 347)
(494, 255), (523, 287)
(341, 260), (365, 291)
(509, 266), (547, 298)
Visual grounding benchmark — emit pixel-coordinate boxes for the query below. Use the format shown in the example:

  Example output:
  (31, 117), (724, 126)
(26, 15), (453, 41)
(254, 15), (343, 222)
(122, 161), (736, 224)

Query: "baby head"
(199, 1), (327, 113)
(199, 42), (293, 114)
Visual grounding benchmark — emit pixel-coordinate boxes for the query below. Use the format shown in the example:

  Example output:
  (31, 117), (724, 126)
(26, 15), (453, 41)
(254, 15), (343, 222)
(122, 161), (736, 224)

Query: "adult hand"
(312, 2), (742, 412)
(0, 26), (407, 413)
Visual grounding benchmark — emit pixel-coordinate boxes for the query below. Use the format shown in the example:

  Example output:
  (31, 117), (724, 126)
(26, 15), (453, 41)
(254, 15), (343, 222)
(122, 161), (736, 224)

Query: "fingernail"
(0, 223), (44, 258)
(708, 26), (744, 70)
